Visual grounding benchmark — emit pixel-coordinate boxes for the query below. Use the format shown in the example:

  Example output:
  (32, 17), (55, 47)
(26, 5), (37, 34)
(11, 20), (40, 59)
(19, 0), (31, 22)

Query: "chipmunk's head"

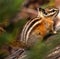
(37, 7), (59, 19)
(45, 7), (59, 18)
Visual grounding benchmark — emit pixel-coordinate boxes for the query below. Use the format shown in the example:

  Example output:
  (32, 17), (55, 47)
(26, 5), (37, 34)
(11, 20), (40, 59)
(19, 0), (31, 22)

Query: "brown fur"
(32, 17), (55, 37)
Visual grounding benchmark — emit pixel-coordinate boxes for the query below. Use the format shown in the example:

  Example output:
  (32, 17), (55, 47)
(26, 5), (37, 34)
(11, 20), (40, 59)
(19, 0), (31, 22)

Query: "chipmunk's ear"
(37, 8), (44, 11)
(39, 8), (45, 12)
(37, 8), (41, 18)
(38, 8), (47, 15)
(37, 8), (45, 18)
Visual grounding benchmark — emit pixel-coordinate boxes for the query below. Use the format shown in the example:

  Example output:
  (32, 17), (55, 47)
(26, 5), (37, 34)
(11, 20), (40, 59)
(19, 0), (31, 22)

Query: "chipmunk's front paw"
(53, 31), (57, 34)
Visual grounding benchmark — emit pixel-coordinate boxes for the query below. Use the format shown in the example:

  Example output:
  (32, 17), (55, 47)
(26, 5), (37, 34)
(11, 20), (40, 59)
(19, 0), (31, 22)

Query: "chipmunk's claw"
(53, 31), (57, 34)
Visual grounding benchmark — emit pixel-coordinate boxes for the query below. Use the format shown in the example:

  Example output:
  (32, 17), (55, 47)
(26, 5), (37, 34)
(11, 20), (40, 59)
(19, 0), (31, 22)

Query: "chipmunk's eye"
(47, 9), (55, 13)
(48, 8), (55, 12)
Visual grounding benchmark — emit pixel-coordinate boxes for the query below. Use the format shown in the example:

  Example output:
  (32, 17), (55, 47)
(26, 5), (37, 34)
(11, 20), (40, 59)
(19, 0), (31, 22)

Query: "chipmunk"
(20, 7), (59, 47)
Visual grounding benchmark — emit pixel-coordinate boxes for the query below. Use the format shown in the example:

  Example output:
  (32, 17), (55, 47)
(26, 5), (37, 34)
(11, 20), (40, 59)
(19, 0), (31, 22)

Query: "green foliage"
(0, 0), (25, 56)
(0, 53), (7, 59)
(0, 0), (24, 22)
(0, 32), (13, 47)
(0, 0), (24, 59)
(26, 31), (60, 59)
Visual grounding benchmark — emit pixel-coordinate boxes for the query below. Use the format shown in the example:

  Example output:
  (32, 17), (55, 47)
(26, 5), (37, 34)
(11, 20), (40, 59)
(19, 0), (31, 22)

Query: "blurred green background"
(0, 0), (60, 59)
(0, 0), (55, 47)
